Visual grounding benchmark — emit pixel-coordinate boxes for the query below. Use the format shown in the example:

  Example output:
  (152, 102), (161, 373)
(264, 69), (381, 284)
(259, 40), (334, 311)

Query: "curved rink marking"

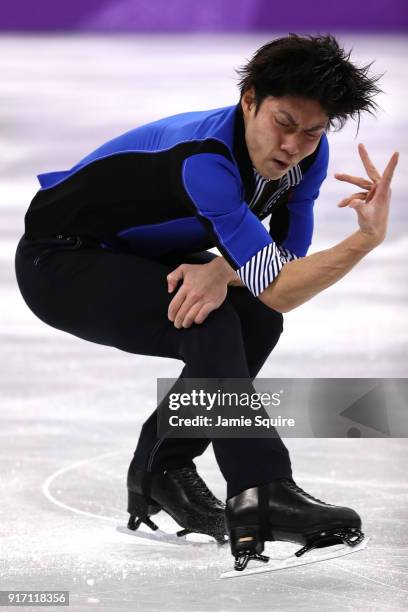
(41, 451), (213, 548)
(41, 450), (125, 524)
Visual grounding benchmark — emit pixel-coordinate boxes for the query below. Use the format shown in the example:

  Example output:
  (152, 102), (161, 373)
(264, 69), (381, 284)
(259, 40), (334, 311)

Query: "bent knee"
(179, 302), (243, 352)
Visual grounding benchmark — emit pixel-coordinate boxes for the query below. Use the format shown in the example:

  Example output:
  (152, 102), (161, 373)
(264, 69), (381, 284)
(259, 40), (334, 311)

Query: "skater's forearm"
(258, 230), (379, 312)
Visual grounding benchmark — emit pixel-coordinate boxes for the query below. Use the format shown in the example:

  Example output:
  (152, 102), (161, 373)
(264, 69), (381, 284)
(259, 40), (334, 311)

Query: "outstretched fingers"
(334, 173), (372, 190)
(375, 152), (399, 198)
(358, 143), (382, 182)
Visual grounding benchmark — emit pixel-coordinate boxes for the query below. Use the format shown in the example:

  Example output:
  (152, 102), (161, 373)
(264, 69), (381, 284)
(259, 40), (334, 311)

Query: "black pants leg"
(132, 278), (290, 492)
(15, 236), (292, 497)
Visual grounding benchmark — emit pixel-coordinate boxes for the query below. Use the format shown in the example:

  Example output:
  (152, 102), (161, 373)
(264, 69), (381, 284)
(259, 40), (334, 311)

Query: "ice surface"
(1, 33), (407, 611)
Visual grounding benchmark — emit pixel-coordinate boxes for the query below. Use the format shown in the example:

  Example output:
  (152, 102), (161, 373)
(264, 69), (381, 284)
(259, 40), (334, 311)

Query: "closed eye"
(276, 120), (291, 128)
(305, 131), (322, 140)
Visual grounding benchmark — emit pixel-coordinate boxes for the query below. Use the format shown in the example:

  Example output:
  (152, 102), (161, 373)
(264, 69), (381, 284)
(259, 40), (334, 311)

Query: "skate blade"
(116, 525), (219, 548)
(220, 537), (370, 579)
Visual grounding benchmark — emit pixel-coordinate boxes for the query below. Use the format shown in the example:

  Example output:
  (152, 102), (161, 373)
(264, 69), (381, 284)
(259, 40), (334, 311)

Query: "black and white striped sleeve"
(276, 245), (299, 264)
(235, 243), (298, 297)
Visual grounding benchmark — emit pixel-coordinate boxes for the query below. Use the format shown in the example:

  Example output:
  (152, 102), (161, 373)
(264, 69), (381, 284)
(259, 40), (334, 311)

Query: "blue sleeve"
(279, 133), (329, 257)
(182, 152), (290, 297)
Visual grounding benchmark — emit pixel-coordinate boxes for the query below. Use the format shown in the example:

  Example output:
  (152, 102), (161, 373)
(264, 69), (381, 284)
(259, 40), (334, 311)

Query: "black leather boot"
(127, 462), (227, 544)
(226, 478), (364, 570)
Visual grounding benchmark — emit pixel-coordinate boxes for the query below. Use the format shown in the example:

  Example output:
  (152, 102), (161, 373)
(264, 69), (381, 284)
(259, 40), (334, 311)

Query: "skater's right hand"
(334, 144), (399, 246)
(167, 259), (230, 328)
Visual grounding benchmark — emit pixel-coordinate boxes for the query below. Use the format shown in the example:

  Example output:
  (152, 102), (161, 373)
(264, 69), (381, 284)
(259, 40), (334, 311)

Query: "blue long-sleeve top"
(24, 104), (329, 296)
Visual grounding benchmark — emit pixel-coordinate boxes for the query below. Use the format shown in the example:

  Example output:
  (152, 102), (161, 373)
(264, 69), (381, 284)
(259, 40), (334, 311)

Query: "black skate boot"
(127, 463), (227, 544)
(226, 478), (364, 571)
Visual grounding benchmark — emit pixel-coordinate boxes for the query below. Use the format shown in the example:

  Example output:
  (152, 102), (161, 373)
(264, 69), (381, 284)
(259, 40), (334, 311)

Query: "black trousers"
(15, 234), (292, 498)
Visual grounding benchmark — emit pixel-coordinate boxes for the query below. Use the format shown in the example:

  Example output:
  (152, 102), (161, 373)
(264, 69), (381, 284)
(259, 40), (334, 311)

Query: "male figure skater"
(15, 34), (398, 567)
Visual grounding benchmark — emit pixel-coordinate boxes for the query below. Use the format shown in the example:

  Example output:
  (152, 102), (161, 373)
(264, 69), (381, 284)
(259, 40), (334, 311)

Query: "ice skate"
(225, 478), (364, 572)
(126, 463), (227, 544)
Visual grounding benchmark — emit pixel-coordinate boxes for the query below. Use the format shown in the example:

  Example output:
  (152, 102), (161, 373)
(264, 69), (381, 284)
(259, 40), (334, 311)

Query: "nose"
(280, 133), (300, 157)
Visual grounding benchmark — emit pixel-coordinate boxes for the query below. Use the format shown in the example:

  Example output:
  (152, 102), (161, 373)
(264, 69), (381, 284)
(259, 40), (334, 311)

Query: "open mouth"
(272, 158), (290, 170)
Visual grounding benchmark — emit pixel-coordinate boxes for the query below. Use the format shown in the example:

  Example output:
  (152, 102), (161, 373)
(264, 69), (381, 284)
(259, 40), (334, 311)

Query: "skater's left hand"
(334, 143), (399, 244)
(334, 143), (381, 208)
(167, 260), (231, 328)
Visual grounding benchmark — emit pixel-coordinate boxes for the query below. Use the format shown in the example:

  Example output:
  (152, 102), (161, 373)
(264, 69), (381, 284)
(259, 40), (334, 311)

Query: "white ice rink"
(1, 34), (407, 610)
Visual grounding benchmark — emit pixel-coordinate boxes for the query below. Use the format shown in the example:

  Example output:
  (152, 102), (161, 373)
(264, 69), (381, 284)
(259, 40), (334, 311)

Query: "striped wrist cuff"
(236, 244), (298, 297)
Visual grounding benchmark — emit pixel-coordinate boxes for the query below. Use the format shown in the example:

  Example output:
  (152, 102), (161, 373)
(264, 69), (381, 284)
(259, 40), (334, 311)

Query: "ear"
(241, 88), (255, 117)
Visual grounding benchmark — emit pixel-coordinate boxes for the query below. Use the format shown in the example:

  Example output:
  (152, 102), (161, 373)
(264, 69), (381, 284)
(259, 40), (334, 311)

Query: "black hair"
(237, 33), (383, 131)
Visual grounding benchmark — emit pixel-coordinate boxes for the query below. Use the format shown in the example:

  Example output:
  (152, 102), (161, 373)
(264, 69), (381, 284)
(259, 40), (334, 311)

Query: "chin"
(258, 164), (287, 181)
(264, 170), (283, 181)
(272, 171), (285, 180)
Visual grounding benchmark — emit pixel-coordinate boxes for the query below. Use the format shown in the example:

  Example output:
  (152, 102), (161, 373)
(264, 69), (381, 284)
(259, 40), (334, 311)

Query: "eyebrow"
(277, 110), (327, 132)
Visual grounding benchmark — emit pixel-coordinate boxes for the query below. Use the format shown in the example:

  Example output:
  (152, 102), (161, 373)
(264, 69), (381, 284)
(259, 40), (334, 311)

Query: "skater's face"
(241, 90), (328, 180)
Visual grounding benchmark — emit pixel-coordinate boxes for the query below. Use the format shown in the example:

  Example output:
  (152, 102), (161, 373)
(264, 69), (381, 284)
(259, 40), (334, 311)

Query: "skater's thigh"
(16, 241), (277, 358)
(226, 284), (284, 334)
(16, 244), (181, 356)
(155, 249), (283, 344)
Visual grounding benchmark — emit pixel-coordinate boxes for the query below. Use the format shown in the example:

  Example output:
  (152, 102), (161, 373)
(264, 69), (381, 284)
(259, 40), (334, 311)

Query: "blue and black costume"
(16, 104), (329, 497)
(24, 104), (328, 296)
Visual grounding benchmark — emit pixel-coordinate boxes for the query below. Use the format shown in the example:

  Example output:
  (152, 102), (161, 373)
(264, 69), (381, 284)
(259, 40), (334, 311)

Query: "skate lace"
(283, 479), (327, 505)
(170, 467), (223, 506)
